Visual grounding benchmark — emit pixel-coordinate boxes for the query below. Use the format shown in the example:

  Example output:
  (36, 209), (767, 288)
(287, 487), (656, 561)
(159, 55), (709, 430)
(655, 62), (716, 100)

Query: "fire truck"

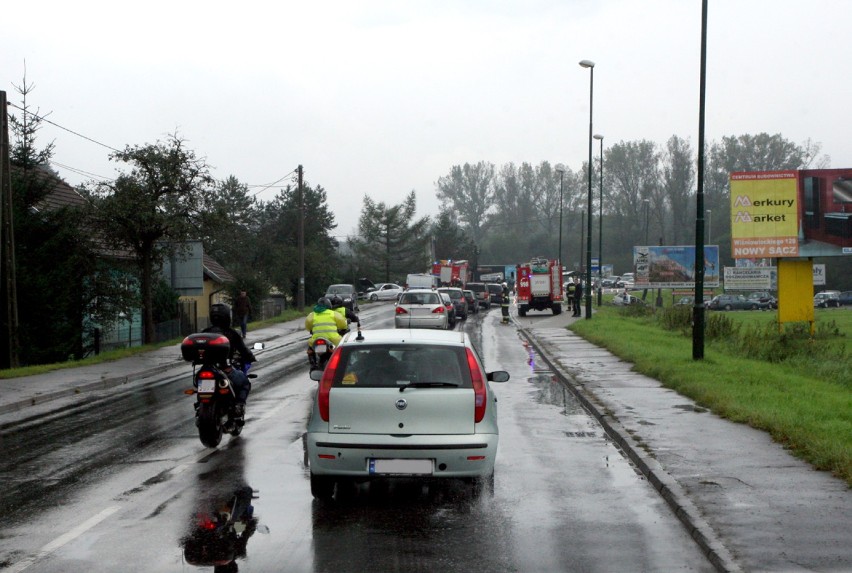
(431, 260), (470, 287)
(515, 258), (563, 316)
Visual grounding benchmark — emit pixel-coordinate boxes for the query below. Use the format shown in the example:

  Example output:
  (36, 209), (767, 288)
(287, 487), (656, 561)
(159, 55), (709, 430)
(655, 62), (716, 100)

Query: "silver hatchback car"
(306, 329), (510, 500)
(394, 289), (448, 329)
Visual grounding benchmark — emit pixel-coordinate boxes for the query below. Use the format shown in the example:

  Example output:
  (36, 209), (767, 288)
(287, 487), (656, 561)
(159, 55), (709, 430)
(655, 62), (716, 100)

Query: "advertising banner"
(730, 171), (799, 258)
(633, 245), (720, 288)
(723, 267), (774, 290)
(730, 169), (852, 258)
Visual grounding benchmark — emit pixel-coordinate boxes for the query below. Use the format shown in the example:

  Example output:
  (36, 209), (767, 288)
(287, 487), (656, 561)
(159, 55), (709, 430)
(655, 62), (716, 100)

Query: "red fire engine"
(515, 258), (563, 316)
(431, 260), (470, 288)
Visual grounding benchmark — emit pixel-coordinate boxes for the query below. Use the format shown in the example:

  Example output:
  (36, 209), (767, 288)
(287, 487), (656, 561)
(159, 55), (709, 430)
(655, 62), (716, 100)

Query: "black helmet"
(330, 295), (343, 308)
(317, 297), (332, 308)
(210, 303), (232, 328)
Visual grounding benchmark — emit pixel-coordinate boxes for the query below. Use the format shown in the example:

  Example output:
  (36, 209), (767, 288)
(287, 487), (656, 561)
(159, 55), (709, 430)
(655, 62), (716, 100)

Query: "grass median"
(570, 303), (852, 486)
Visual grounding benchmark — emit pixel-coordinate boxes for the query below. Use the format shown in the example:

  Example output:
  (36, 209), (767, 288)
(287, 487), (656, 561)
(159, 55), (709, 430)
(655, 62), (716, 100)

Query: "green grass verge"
(0, 309), (309, 380)
(570, 304), (852, 486)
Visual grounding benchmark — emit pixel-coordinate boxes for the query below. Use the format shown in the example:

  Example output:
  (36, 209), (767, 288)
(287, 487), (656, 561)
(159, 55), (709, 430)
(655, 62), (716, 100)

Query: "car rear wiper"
(398, 381), (461, 392)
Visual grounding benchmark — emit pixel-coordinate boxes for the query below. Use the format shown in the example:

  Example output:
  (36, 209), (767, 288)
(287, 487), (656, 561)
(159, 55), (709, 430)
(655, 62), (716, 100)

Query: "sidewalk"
(2, 310), (851, 572)
(515, 308), (852, 573)
(0, 319), (304, 418)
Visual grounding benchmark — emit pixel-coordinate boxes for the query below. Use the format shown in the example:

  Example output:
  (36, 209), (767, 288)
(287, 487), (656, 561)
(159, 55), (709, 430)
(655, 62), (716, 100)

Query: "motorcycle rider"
(305, 297), (348, 368)
(330, 295), (360, 331)
(203, 303), (257, 422)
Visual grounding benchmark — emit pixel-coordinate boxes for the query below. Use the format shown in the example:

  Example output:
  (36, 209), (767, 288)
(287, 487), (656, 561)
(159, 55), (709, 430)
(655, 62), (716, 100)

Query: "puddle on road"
(520, 338), (587, 417)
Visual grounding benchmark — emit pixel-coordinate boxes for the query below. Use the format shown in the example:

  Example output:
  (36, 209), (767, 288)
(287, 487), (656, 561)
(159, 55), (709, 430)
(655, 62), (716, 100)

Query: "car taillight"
(395, 306), (408, 314)
(465, 348), (487, 423)
(432, 306), (445, 314)
(318, 349), (341, 422)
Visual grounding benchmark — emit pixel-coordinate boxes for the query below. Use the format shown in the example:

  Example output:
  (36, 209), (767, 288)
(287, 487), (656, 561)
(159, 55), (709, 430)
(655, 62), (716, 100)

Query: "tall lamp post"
(706, 209), (712, 243)
(593, 134), (604, 306)
(580, 59), (595, 319)
(556, 166), (565, 274)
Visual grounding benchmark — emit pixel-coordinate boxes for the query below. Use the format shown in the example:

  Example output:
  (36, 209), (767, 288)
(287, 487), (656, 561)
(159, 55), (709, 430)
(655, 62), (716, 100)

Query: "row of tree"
(3, 78), (848, 367)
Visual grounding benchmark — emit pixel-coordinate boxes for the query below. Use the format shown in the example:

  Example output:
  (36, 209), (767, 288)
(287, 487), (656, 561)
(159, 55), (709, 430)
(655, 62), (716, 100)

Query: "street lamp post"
(643, 198), (650, 244)
(593, 134), (604, 306)
(580, 59), (595, 319)
(556, 167), (565, 274)
(706, 209), (712, 244)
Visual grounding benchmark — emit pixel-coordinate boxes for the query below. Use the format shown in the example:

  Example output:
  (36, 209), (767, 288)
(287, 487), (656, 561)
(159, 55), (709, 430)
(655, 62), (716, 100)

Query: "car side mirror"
(487, 370), (510, 382)
(252, 342), (265, 350)
(309, 370), (323, 381)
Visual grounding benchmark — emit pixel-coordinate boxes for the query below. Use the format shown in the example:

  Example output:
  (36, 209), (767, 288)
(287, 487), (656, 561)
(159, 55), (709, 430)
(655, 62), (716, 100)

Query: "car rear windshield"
(487, 284), (502, 293)
(399, 291), (441, 305)
(332, 344), (473, 388)
(440, 289), (464, 300)
(466, 283), (486, 292)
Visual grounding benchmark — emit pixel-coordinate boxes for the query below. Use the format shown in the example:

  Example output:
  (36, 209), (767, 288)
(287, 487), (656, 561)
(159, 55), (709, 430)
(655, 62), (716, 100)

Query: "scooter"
(307, 336), (336, 372)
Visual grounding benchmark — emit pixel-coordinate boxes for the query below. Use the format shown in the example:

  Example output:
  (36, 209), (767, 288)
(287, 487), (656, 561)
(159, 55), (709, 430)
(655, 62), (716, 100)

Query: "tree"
(430, 211), (476, 262)
(4, 76), (132, 365)
(435, 162), (495, 244)
(90, 134), (214, 344)
(660, 136), (696, 245)
(254, 182), (338, 303)
(351, 191), (431, 282)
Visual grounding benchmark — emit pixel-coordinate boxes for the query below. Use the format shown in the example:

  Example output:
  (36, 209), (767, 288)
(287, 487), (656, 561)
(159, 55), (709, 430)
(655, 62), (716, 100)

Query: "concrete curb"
(516, 320), (743, 573)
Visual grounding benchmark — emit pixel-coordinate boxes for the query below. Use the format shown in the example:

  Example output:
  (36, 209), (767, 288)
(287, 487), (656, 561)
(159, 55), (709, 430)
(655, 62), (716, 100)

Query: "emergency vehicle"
(515, 258), (563, 316)
(431, 260), (470, 287)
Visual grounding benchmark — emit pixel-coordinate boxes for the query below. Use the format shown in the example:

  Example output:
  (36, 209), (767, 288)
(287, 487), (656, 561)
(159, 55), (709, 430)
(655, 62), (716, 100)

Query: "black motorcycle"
(181, 333), (261, 448)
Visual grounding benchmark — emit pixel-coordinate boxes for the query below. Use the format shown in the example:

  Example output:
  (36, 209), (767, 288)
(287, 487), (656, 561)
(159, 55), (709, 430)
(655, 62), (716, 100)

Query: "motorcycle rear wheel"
(197, 402), (224, 447)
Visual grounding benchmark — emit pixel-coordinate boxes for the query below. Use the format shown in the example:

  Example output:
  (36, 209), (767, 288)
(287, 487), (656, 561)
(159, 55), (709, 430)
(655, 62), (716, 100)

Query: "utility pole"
(297, 164), (305, 311)
(1, 91), (20, 368)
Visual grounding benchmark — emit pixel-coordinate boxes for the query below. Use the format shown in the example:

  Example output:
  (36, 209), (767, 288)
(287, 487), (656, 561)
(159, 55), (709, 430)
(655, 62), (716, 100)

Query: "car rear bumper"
(394, 315), (447, 329)
(306, 432), (498, 478)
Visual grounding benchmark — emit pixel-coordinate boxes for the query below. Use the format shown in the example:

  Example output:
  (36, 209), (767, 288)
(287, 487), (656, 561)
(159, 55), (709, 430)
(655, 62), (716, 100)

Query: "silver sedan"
(394, 289), (448, 329)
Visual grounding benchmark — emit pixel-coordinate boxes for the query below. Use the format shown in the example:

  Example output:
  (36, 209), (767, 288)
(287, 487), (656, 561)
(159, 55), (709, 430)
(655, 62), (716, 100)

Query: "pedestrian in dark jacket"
(234, 291), (252, 338)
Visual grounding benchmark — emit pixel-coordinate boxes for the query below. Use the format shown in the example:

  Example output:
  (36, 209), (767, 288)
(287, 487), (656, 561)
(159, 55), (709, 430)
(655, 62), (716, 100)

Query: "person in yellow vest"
(305, 297), (348, 370)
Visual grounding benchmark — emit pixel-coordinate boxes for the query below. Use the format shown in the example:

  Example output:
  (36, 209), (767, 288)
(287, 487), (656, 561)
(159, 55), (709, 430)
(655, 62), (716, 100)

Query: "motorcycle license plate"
(197, 379), (215, 393)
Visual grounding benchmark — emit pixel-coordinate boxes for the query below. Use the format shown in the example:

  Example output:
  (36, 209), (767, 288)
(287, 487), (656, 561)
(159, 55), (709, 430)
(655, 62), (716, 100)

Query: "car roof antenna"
(355, 323), (364, 341)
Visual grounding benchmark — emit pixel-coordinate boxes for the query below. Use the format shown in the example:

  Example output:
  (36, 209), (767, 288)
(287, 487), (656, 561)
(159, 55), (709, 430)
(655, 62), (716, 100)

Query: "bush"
(705, 312), (738, 340)
(659, 305), (692, 331)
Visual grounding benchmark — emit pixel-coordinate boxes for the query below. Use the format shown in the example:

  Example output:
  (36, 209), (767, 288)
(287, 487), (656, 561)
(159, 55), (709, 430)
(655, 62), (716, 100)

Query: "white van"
(406, 273), (438, 290)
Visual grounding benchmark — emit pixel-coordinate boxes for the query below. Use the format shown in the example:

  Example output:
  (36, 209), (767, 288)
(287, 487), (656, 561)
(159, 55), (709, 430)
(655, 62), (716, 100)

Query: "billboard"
(730, 169), (852, 258)
(633, 245), (720, 288)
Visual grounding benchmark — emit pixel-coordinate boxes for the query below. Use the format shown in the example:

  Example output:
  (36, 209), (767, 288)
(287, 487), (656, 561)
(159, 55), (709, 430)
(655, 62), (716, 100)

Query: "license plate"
(369, 458), (433, 475)
(197, 379), (215, 393)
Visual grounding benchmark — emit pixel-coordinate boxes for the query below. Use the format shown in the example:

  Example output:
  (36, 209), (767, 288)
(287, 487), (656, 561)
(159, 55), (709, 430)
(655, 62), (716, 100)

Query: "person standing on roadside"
(572, 277), (583, 317)
(234, 290), (252, 338)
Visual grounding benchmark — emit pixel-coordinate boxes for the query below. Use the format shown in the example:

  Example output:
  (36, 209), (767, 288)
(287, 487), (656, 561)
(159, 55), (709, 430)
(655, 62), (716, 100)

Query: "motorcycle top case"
(180, 333), (231, 363)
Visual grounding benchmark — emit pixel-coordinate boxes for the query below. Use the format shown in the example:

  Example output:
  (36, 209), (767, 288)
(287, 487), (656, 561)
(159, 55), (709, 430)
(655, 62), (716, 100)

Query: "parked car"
(601, 276), (620, 288)
(325, 284), (360, 312)
(814, 291), (842, 308)
(465, 282), (491, 309)
(707, 294), (759, 311)
(305, 328), (510, 500)
(438, 287), (468, 319)
(367, 283), (404, 302)
(394, 289), (448, 329)
(838, 291), (852, 306)
(486, 283), (504, 305)
(462, 289), (479, 314)
(439, 291), (457, 328)
(747, 291), (778, 310)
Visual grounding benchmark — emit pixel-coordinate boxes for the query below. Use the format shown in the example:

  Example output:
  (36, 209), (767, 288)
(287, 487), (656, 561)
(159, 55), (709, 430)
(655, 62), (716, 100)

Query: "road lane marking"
(6, 505), (120, 573)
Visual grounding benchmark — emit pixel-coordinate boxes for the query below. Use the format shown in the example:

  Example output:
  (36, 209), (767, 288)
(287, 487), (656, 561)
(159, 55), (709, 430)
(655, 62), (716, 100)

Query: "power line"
(6, 101), (121, 153)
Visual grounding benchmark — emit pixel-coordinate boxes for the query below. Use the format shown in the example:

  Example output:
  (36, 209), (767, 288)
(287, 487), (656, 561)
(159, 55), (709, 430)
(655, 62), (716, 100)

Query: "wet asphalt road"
(0, 303), (714, 572)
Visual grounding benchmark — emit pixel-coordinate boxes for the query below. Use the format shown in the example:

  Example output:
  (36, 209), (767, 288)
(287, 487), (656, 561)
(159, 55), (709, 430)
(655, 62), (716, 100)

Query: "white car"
(306, 329), (510, 500)
(368, 283), (403, 301)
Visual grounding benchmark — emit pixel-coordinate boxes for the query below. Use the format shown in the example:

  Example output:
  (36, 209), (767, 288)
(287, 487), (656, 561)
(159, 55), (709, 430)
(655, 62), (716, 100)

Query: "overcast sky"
(4, 1), (850, 237)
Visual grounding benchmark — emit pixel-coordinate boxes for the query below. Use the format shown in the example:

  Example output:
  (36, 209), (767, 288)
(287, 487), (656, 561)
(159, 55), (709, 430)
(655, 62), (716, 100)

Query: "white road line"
(6, 505), (121, 573)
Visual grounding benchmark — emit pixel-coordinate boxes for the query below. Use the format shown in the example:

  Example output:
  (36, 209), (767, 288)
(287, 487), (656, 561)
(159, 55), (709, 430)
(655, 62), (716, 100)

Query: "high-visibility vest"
(309, 309), (342, 345)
